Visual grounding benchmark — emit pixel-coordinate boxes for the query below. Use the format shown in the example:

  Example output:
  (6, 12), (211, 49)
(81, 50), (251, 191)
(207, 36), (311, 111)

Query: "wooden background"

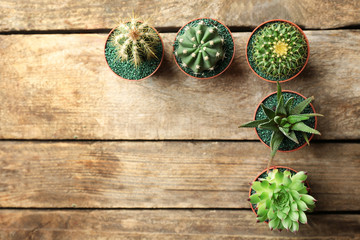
(0, 0), (359, 239)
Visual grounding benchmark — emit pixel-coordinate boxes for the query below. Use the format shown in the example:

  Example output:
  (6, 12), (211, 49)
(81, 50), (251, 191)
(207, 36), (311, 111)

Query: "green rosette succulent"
(239, 82), (323, 162)
(249, 21), (308, 80)
(175, 22), (225, 73)
(249, 169), (316, 232)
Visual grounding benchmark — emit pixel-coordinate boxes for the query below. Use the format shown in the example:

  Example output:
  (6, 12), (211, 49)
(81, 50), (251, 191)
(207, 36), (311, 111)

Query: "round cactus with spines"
(249, 169), (316, 232)
(175, 22), (225, 73)
(109, 18), (160, 67)
(250, 21), (308, 79)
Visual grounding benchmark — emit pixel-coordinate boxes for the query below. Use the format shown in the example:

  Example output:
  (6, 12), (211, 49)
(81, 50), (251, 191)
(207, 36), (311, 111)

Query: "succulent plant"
(249, 169), (316, 232)
(109, 17), (160, 67)
(175, 21), (225, 73)
(240, 82), (322, 164)
(250, 21), (308, 80)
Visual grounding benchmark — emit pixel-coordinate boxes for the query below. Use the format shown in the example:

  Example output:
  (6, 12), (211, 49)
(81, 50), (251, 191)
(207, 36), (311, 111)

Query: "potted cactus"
(173, 18), (235, 79)
(249, 166), (316, 232)
(246, 19), (309, 83)
(104, 17), (164, 80)
(239, 82), (322, 167)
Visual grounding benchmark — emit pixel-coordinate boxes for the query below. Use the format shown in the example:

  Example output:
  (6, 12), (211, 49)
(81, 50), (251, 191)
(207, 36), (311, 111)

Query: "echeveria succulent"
(110, 17), (160, 67)
(250, 21), (308, 80)
(240, 82), (323, 161)
(249, 169), (316, 232)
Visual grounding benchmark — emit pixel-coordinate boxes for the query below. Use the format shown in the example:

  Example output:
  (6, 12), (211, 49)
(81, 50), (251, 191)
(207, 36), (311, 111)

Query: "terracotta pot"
(253, 90), (318, 152)
(104, 22), (164, 81)
(173, 17), (235, 79)
(249, 166), (311, 216)
(246, 19), (310, 83)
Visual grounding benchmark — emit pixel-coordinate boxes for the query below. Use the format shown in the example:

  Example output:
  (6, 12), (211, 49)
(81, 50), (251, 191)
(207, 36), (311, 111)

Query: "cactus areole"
(173, 18), (235, 79)
(246, 19), (309, 82)
(249, 166), (316, 232)
(105, 19), (164, 80)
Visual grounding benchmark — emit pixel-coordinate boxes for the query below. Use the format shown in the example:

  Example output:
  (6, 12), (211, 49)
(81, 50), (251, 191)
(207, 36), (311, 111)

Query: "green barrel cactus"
(250, 21), (308, 80)
(249, 169), (316, 232)
(109, 18), (160, 67)
(175, 23), (225, 73)
(239, 82), (322, 164)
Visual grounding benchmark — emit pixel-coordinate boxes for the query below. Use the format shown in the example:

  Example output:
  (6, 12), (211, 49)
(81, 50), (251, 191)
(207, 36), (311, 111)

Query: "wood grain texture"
(0, 141), (359, 210)
(0, 30), (359, 140)
(0, 0), (359, 31)
(0, 210), (359, 239)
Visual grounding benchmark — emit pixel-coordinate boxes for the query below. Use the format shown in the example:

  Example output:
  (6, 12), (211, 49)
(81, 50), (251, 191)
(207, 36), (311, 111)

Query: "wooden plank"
(0, 141), (358, 210)
(0, 0), (359, 31)
(0, 30), (359, 140)
(0, 210), (359, 239)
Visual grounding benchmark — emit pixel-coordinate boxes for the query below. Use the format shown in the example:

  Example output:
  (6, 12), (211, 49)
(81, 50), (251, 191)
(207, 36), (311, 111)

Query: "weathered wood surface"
(0, 0), (359, 31)
(0, 141), (358, 210)
(0, 210), (359, 239)
(0, 30), (359, 140)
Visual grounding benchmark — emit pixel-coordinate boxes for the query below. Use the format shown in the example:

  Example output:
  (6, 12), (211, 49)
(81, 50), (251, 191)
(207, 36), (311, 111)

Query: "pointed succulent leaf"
(277, 82), (282, 103)
(297, 113), (324, 118)
(296, 200), (308, 212)
(285, 97), (295, 114)
(279, 118), (288, 126)
(290, 190), (300, 200)
(292, 122), (321, 135)
(283, 170), (291, 178)
(275, 171), (284, 184)
(289, 181), (304, 191)
(299, 210), (307, 224)
(257, 213), (268, 222)
(259, 191), (269, 200)
(267, 207), (277, 219)
(282, 175), (291, 186)
(303, 132), (310, 146)
(282, 217), (292, 230)
(275, 95), (287, 116)
(251, 181), (263, 192)
(289, 210), (299, 222)
(277, 210), (286, 220)
(259, 120), (278, 131)
(290, 96), (314, 115)
(279, 127), (299, 144)
(249, 194), (261, 204)
(282, 206), (290, 215)
(261, 104), (275, 119)
(301, 194), (316, 206)
(298, 186), (308, 194)
(292, 171), (308, 182)
(290, 221), (299, 232)
(257, 203), (268, 217)
(291, 202), (298, 212)
(270, 131), (284, 158)
(239, 119), (268, 128)
(269, 218), (280, 230)
(287, 115), (310, 124)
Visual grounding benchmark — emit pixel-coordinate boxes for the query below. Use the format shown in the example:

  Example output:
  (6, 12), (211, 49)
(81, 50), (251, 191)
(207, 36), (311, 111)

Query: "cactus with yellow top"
(250, 21), (308, 79)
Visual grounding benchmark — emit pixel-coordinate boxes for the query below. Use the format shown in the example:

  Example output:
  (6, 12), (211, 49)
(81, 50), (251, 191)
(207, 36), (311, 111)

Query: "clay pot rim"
(173, 17), (235, 80)
(104, 21), (164, 81)
(245, 19), (310, 83)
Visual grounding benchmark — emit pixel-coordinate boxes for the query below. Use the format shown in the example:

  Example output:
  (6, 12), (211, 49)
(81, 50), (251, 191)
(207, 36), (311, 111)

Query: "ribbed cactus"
(249, 169), (316, 232)
(251, 22), (308, 79)
(110, 18), (160, 67)
(175, 22), (225, 73)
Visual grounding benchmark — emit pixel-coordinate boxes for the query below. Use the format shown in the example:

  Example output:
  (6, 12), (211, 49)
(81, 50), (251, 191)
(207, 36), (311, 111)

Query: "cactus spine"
(251, 22), (308, 79)
(110, 18), (160, 67)
(176, 21), (225, 73)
